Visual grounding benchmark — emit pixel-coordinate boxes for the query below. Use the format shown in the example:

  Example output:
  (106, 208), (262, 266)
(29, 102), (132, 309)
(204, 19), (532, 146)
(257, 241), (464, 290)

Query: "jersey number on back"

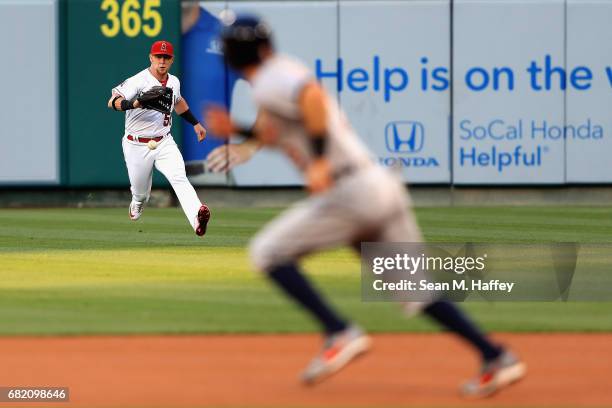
(163, 113), (170, 127)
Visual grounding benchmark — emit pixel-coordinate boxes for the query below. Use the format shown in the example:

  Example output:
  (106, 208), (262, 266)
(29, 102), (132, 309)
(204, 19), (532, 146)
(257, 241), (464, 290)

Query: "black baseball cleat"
(195, 204), (211, 237)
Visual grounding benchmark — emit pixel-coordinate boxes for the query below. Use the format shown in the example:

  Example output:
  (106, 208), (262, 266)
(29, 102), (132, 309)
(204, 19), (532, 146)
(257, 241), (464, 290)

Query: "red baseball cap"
(150, 40), (174, 57)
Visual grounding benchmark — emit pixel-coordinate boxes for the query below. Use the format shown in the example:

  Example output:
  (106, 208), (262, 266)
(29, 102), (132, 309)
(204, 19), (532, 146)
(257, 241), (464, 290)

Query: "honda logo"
(385, 121), (424, 153)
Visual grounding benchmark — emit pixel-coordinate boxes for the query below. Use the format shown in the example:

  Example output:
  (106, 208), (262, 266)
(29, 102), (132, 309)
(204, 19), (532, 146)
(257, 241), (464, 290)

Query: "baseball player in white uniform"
(107, 40), (211, 236)
(206, 15), (526, 397)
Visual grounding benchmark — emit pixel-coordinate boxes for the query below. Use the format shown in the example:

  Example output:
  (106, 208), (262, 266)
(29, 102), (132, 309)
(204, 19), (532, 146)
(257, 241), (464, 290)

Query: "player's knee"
(401, 301), (427, 318)
(249, 236), (280, 272)
(168, 173), (188, 185)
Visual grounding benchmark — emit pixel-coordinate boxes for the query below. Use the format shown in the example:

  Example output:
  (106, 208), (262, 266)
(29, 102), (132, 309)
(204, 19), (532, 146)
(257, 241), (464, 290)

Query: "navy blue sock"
(424, 300), (502, 361)
(267, 263), (348, 335)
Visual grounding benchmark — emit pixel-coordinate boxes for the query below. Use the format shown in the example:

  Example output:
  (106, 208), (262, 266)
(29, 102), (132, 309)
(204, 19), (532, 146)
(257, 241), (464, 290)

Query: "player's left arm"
(298, 81), (332, 194)
(175, 97), (207, 142)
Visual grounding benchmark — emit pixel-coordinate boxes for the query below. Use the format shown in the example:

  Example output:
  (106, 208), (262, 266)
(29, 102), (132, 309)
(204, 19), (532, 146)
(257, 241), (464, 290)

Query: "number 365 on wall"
(101, 0), (162, 38)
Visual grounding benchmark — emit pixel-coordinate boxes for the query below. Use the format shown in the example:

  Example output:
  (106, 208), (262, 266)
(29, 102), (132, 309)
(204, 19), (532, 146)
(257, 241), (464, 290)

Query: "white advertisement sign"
(220, 1), (452, 186)
(1, 1), (58, 184)
(194, 0), (612, 186)
(453, 0), (566, 184)
(338, 1), (451, 183)
(566, 0), (612, 183)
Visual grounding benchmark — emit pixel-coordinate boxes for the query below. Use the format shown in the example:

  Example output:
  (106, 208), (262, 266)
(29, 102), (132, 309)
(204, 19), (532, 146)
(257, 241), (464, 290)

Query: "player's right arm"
(107, 93), (141, 111)
(108, 75), (142, 111)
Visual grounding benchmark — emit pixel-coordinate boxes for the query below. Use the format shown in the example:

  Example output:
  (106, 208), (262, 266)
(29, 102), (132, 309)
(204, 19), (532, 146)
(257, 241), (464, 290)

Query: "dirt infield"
(0, 333), (610, 408)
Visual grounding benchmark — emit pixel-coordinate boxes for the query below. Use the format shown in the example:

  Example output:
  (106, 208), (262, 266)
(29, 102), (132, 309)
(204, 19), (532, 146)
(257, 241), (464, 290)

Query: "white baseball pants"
(122, 135), (201, 230)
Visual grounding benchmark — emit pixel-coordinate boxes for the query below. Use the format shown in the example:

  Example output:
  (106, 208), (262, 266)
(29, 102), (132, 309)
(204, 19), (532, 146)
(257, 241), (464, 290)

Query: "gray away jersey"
(251, 55), (373, 175)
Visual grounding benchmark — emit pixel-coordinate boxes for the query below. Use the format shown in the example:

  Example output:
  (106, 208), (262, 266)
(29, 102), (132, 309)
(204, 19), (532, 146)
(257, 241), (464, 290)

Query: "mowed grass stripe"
(418, 207), (612, 243)
(0, 207), (611, 335)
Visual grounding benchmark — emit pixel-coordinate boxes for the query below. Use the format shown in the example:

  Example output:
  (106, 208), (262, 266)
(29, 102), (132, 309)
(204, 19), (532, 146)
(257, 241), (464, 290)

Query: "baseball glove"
(137, 86), (173, 114)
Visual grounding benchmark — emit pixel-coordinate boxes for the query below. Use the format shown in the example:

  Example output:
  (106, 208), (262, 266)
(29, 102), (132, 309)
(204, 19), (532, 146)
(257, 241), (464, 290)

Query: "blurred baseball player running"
(108, 40), (210, 236)
(206, 15), (526, 397)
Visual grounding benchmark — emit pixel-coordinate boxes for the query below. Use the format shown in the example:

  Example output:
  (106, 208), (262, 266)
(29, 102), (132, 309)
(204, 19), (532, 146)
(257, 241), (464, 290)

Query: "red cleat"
(195, 204), (211, 237)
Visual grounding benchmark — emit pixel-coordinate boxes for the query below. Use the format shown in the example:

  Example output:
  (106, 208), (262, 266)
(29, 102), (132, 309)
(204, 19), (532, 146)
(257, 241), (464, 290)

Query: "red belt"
(127, 135), (164, 143)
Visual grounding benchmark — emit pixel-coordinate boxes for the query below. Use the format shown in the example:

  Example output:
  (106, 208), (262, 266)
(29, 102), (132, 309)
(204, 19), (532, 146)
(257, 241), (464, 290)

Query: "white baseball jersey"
(112, 69), (182, 140)
(250, 54), (373, 176)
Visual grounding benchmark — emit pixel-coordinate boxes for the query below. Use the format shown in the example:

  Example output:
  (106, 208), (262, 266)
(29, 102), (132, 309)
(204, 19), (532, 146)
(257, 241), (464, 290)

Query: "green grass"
(0, 206), (611, 335)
